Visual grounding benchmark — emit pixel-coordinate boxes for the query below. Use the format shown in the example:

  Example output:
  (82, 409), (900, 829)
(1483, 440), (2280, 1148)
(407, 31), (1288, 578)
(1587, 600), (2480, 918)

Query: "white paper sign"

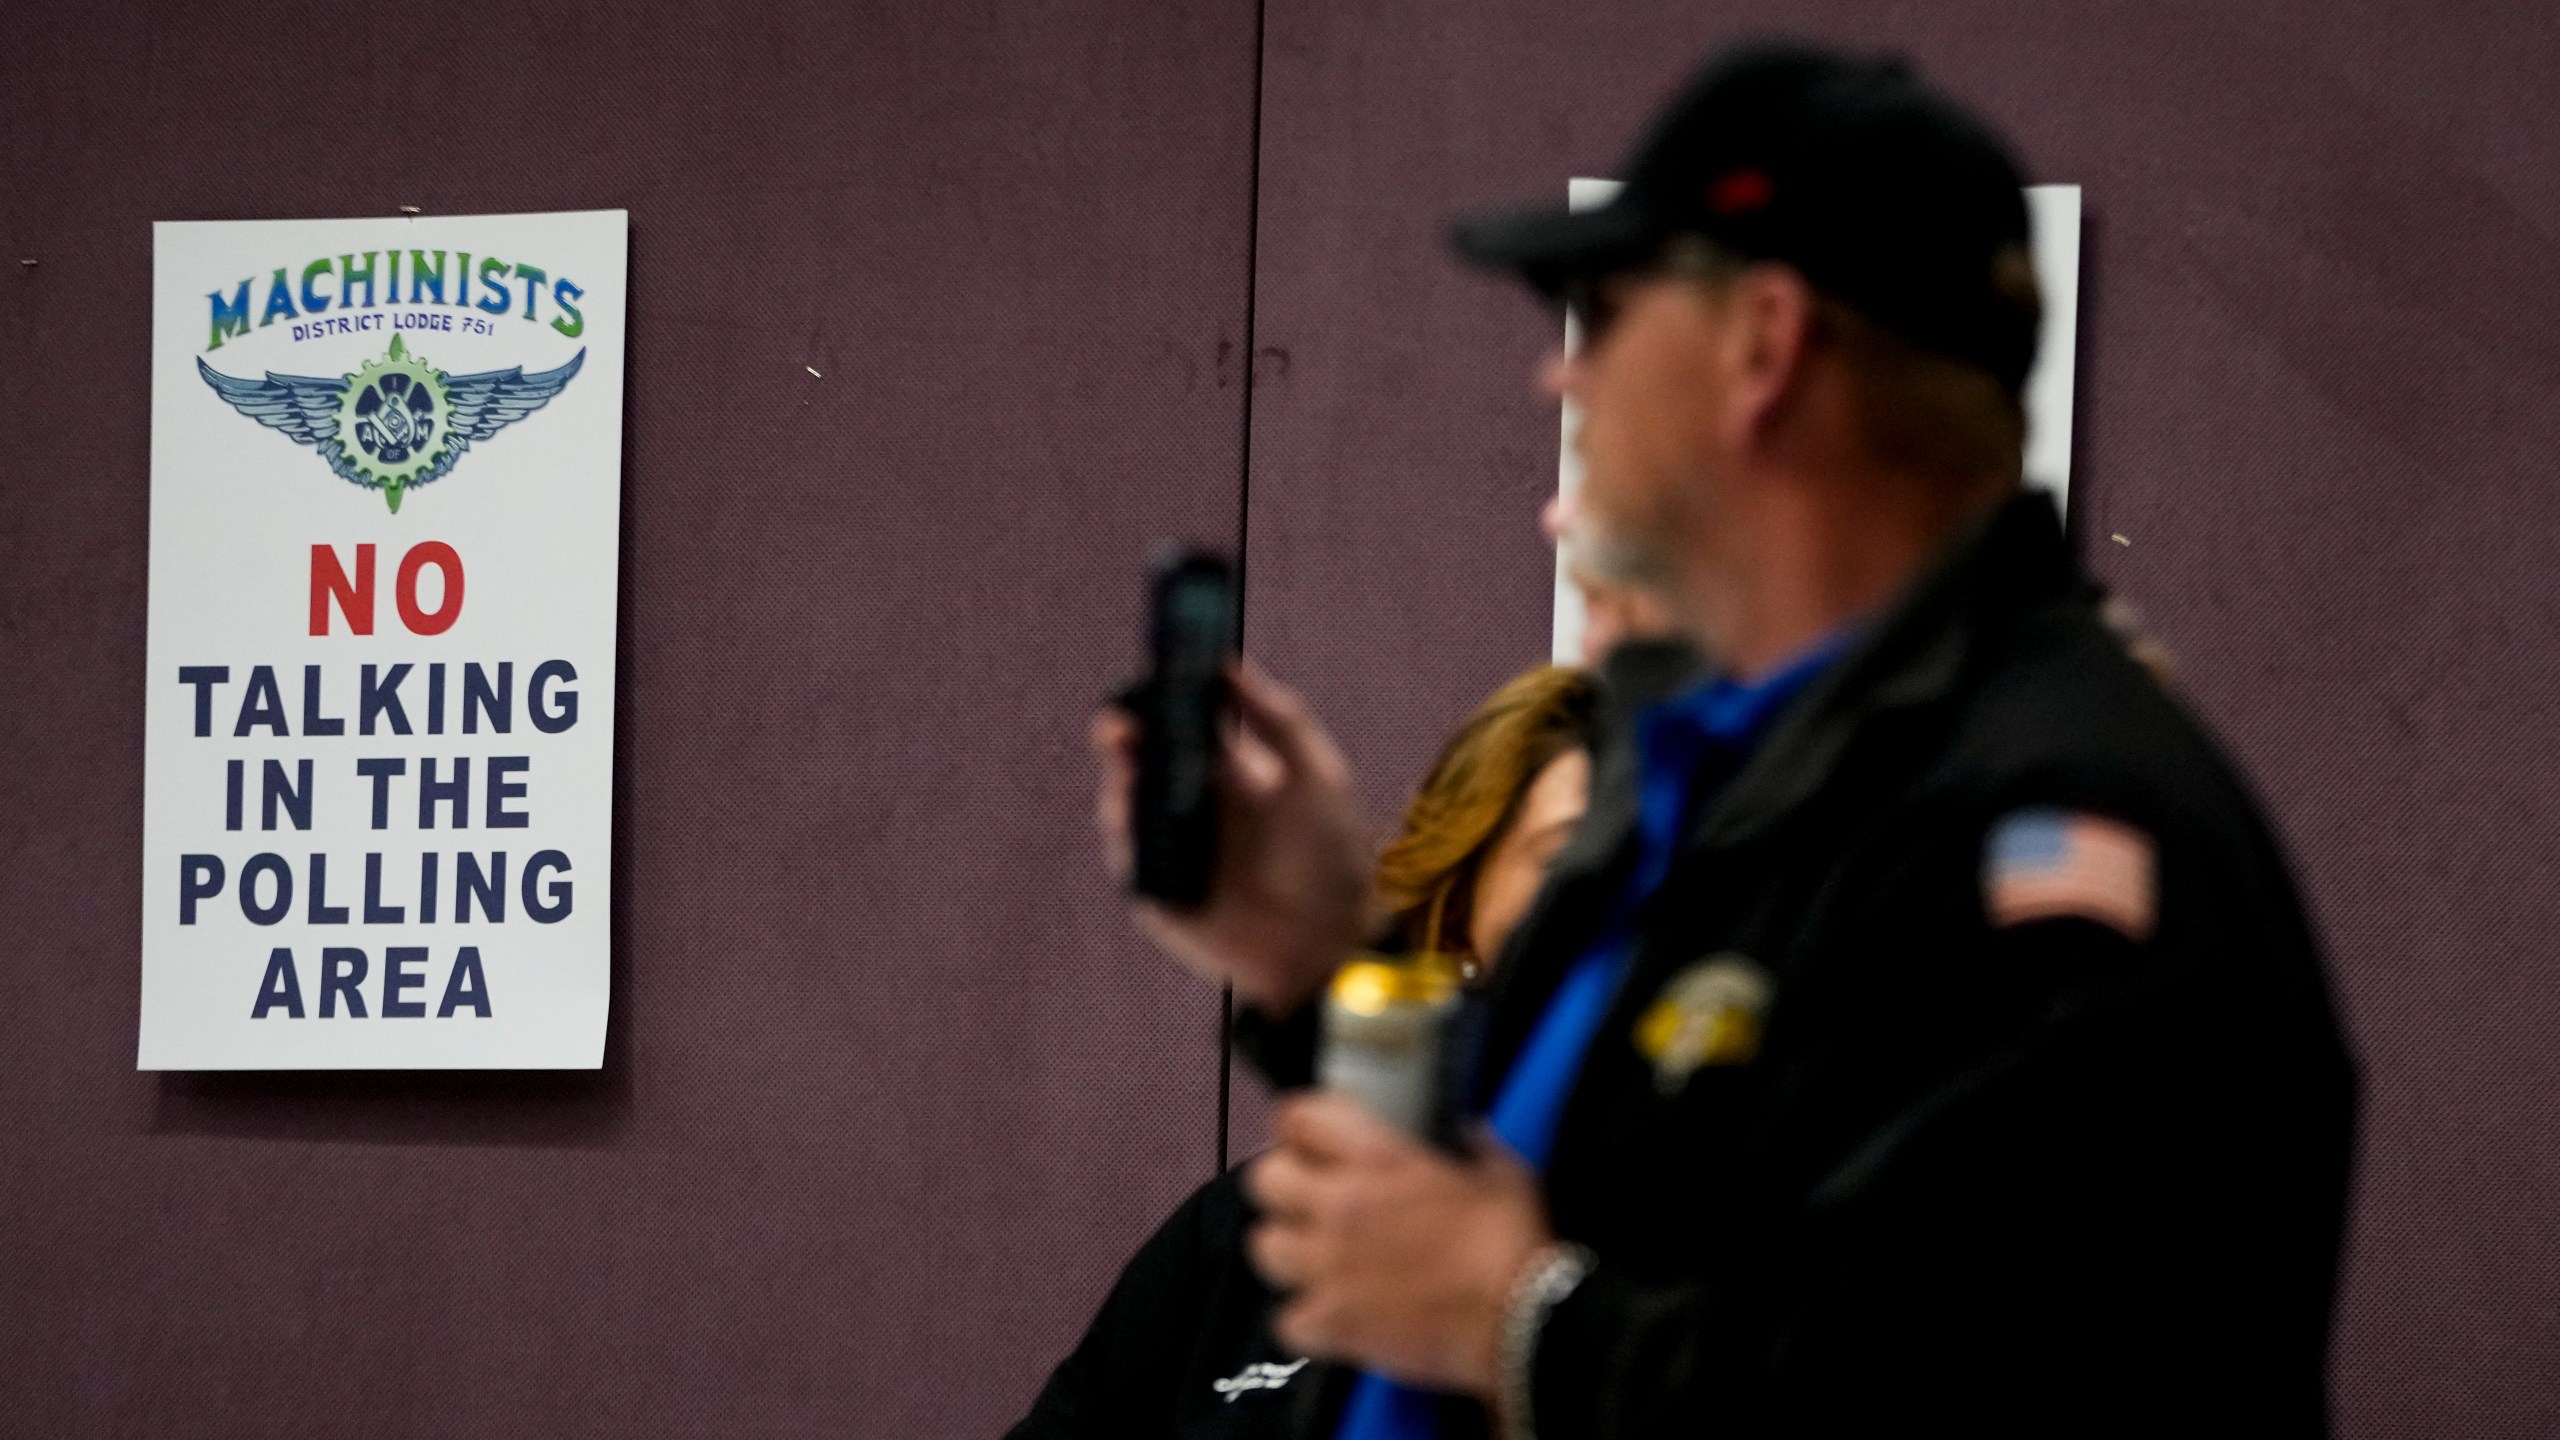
(1552, 183), (2081, 662)
(140, 210), (628, 1069)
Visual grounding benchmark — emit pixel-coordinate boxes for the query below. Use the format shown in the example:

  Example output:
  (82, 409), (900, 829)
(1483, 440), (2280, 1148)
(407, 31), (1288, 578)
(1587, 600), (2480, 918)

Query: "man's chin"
(1567, 519), (1673, 594)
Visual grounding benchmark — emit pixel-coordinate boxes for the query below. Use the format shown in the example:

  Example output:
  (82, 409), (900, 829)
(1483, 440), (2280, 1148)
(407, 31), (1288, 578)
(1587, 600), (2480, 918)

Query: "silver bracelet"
(1498, 1241), (1595, 1440)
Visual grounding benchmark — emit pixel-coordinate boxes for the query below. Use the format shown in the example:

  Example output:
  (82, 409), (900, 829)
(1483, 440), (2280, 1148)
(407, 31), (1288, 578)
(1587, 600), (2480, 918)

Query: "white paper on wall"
(140, 210), (627, 1069)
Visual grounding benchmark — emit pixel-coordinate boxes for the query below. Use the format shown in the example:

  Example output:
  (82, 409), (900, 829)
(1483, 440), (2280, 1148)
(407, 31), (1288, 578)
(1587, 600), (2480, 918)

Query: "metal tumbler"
(1317, 955), (1460, 1139)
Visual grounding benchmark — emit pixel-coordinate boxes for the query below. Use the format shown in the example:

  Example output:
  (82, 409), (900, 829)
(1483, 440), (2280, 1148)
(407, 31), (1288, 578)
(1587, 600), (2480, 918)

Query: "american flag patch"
(1983, 809), (2157, 941)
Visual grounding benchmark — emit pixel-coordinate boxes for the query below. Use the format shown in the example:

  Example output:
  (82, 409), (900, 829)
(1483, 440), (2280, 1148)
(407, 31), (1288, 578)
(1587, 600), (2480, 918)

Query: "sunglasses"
(1560, 237), (1734, 349)
(1561, 273), (1638, 350)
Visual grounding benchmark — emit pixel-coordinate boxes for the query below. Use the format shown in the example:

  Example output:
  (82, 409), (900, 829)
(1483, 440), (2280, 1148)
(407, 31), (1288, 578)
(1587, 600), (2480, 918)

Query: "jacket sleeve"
(1005, 1174), (1237, 1440)
(1231, 998), (1322, 1092)
(1521, 810), (2350, 1437)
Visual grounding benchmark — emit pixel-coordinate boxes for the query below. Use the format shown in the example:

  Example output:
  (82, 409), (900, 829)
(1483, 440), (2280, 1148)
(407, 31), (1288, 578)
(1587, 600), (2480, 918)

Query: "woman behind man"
(1008, 664), (1599, 1440)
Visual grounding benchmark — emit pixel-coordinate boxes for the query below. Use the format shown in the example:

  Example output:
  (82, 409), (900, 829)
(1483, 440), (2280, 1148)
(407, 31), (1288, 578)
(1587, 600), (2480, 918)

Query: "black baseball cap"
(1452, 41), (2041, 394)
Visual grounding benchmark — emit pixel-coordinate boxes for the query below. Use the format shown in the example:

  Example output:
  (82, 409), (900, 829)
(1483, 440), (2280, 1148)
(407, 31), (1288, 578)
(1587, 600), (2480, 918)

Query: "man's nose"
(1539, 347), (1579, 401)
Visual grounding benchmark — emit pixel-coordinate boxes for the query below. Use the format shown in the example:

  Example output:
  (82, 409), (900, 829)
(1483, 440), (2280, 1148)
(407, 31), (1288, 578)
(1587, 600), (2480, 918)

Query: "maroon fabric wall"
(4, 2), (2556, 1437)
(1, 2), (1258, 1435)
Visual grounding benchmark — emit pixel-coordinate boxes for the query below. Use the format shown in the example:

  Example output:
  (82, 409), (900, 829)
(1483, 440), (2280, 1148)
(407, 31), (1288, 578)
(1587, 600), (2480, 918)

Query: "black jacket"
(1239, 493), (2357, 1438)
(1006, 1168), (1308, 1440)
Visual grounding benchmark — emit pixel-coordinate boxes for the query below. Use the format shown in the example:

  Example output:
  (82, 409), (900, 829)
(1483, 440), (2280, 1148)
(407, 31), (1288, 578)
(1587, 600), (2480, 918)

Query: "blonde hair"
(1374, 666), (1599, 961)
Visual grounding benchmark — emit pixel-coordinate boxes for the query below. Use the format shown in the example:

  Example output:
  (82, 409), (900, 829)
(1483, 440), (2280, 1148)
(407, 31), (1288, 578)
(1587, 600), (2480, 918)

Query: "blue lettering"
(438, 946), (491, 1017)
(364, 852), (405, 924)
(475, 257), (512, 315)
(300, 257), (334, 314)
(179, 854), (225, 924)
(360, 663), (413, 735)
(260, 267), (299, 326)
(381, 946), (427, 1017)
(410, 249), (446, 304)
(240, 853), (293, 926)
(512, 263), (547, 322)
(487, 756), (530, 829)
(306, 852), (349, 924)
(456, 851), (505, 923)
(209, 280), (253, 350)
(529, 660), (578, 733)
(178, 665), (229, 736)
(262, 758), (312, 831)
(462, 661), (511, 733)
(319, 948), (367, 1017)
(523, 850), (573, 923)
(419, 757), (469, 828)
(357, 757), (406, 829)
(551, 278), (585, 338)
(234, 665), (289, 737)
(252, 948), (305, 1018)
(340, 251), (379, 308)
(300, 664), (344, 736)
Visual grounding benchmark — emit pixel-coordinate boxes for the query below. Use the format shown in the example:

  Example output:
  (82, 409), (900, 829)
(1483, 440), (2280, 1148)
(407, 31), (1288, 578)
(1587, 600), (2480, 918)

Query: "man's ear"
(1713, 265), (1817, 451)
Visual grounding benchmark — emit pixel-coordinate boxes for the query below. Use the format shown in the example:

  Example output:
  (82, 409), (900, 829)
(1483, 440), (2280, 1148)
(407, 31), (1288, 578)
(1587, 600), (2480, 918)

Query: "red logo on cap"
(1707, 168), (1774, 216)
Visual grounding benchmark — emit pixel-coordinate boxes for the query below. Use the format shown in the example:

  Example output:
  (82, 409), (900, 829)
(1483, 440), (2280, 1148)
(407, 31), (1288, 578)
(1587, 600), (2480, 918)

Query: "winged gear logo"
(198, 335), (583, 512)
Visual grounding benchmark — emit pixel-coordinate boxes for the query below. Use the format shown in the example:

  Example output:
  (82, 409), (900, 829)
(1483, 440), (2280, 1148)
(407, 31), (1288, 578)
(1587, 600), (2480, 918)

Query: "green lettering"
(475, 256), (512, 315)
(512, 262), (547, 322)
(300, 257), (334, 314)
(409, 249), (447, 305)
(550, 278), (585, 339)
(208, 279), (252, 350)
(340, 251), (379, 308)
(259, 267), (299, 327)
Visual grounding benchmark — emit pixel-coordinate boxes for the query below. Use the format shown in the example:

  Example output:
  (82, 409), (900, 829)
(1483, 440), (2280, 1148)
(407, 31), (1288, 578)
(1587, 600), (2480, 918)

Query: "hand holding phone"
(1099, 554), (1371, 1015)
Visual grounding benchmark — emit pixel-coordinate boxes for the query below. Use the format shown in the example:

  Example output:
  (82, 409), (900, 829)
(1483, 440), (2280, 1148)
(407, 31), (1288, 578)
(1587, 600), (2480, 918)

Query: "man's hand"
(1244, 1093), (1553, 1398)
(1093, 660), (1371, 1015)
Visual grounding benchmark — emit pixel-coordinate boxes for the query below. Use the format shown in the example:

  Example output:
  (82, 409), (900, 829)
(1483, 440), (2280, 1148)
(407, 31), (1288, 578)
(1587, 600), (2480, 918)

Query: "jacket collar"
(1690, 488), (2079, 853)
(1569, 488), (2076, 866)
(1548, 637), (1711, 876)
(1471, 490), (2079, 1099)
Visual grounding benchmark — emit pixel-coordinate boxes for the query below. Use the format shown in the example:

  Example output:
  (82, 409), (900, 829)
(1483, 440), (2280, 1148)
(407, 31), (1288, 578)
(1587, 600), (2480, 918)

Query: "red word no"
(310, 543), (466, 636)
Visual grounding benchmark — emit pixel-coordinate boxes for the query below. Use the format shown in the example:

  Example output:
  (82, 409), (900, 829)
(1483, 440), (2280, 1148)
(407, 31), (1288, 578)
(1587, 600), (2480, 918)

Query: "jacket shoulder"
(1916, 598), (2327, 963)
(1945, 601), (2255, 825)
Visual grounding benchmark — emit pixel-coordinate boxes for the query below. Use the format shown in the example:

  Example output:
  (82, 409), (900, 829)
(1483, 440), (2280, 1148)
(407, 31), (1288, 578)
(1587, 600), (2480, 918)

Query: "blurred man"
(1545, 492), (1675, 663)
(1100, 40), (2354, 1440)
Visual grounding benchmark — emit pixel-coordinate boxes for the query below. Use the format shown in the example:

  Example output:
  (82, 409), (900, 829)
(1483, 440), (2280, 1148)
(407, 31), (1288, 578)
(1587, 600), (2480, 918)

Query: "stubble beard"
(1566, 460), (1690, 617)
(1561, 514), (1667, 594)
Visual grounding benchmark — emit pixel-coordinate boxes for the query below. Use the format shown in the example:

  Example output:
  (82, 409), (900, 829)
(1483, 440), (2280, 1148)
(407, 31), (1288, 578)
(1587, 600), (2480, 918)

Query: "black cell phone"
(1131, 550), (1236, 908)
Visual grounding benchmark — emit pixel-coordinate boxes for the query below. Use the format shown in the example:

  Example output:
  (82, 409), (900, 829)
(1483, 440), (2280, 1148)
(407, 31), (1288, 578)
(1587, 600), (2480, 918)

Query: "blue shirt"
(1336, 632), (1851, 1440)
